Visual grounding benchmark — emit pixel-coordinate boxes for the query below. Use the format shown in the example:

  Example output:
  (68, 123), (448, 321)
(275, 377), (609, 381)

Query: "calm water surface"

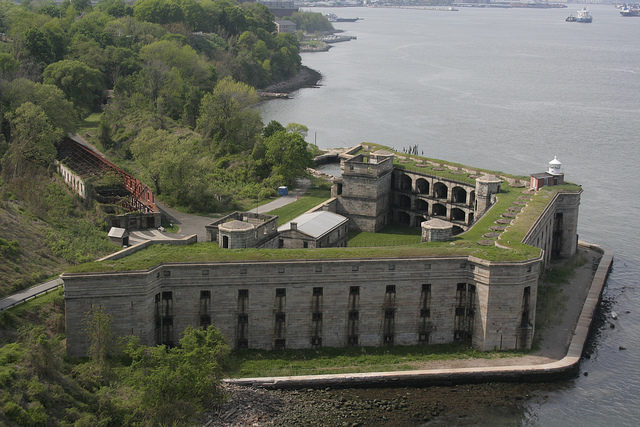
(261, 4), (640, 425)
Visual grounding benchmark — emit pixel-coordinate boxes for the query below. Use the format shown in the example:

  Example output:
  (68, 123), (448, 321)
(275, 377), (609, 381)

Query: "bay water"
(260, 4), (640, 425)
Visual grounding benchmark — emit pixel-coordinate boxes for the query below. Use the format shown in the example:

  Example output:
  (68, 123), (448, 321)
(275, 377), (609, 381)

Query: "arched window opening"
(416, 178), (429, 194)
(452, 208), (465, 222)
(434, 182), (448, 199)
(400, 174), (412, 192)
(416, 199), (428, 213)
(398, 212), (411, 225)
(452, 186), (467, 204)
(432, 203), (446, 217)
(398, 195), (411, 209)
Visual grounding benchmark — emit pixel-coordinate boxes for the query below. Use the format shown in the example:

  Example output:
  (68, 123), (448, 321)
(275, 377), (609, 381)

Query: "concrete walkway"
(226, 242), (613, 388)
(248, 178), (311, 214)
(0, 278), (63, 312)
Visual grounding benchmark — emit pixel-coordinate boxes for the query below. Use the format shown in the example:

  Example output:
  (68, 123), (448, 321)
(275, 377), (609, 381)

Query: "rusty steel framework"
(57, 136), (158, 214)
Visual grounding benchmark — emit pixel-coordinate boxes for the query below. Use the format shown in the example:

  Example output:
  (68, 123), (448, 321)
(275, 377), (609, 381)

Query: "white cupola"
(548, 156), (562, 175)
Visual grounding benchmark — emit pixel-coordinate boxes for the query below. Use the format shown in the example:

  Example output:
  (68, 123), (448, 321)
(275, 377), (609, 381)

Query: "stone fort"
(63, 147), (580, 356)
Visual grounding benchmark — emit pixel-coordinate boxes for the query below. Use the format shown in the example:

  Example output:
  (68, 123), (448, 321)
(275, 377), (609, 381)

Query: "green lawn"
(348, 224), (422, 247)
(267, 187), (332, 225)
(227, 344), (526, 378)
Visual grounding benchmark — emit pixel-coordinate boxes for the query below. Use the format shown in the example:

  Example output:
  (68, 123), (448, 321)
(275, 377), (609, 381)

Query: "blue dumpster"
(277, 186), (288, 196)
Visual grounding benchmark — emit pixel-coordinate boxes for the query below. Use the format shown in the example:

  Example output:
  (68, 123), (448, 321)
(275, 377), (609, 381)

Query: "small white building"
(278, 211), (349, 248)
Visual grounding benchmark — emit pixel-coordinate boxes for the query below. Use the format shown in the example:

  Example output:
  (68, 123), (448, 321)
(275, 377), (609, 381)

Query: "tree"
(18, 325), (62, 378)
(4, 79), (77, 134)
(95, 0), (131, 18)
(103, 46), (140, 87)
(264, 130), (313, 186)
(23, 27), (55, 64)
(123, 325), (229, 425)
(262, 119), (285, 138)
(0, 52), (19, 78)
(83, 305), (114, 374)
(133, 0), (184, 25)
(2, 102), (62, 180)
(139, 40), (212, 88)
(43, 59), (105, 114)
(195, 76), (261, 154)
(286, 122), (308, 138)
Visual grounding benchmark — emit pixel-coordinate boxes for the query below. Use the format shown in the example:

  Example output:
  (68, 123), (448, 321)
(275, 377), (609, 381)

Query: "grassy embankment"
(227, 344), (526, 378)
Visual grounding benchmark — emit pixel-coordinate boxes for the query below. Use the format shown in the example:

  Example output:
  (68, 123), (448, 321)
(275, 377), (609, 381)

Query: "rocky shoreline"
(205, 382), (551, 426)
(258, 66), (322, 96)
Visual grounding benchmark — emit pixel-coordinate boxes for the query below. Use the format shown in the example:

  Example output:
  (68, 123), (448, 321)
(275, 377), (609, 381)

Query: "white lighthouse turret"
(548, 156), (562, 175)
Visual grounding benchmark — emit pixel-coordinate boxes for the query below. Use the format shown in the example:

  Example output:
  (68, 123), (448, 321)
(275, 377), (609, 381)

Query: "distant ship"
(325, 13), (360, 23)
(619, 5), (640, 16)
(566, 8), (592, 23)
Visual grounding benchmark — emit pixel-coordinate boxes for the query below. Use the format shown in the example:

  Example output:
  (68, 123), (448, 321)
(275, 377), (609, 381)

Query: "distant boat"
(325, 13), (360, 23)
(620, 5), (640, 16)
(566, 8), (592, 23)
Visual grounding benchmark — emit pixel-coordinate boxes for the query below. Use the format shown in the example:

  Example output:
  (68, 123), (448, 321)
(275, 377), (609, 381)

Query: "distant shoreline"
(259, 66), (322, 96)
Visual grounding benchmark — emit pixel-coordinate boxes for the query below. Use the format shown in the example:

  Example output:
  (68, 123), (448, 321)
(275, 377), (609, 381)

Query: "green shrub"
(3, 401), (30, 425)
(0, 238), (20, 258)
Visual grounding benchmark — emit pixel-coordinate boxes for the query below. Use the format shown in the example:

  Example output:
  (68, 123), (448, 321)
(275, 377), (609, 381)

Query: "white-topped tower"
(548, 156), (563, 175)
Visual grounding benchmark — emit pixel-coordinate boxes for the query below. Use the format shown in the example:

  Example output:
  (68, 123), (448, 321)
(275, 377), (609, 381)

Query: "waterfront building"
(63, 146), (580, 356)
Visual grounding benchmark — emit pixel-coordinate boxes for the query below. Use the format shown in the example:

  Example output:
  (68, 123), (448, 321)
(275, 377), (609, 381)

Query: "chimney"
(290, 222), (297, 231)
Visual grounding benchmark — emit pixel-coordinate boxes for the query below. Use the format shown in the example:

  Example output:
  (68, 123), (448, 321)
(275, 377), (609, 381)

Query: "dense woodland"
(0, 0), (320, 293)
(0, 0), (317, 213)
(0, 2), (324, 423)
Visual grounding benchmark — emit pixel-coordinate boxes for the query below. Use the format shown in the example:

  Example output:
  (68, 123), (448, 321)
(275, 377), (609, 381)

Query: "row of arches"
(397, 174), (475, 206)
(396, 195), (474, 224)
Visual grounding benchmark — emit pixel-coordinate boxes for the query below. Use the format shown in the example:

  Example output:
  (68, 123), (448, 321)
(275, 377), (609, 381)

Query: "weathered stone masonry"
(64, 253), (542, 357)
(63, 149), (580, 356)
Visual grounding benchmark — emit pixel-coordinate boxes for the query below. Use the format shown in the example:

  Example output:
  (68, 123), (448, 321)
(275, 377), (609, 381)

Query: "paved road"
(0, 278), (63, 312)
(248, 178), (311, 215)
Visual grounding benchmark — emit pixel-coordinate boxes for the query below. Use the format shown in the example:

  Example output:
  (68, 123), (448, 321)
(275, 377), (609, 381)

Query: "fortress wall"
(64, 256), (541, 356)
(64, 272), (159, 357)
(470, 259), (541, 350)
(523, 191), (582, 268)
(553, 192), (581, 259)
